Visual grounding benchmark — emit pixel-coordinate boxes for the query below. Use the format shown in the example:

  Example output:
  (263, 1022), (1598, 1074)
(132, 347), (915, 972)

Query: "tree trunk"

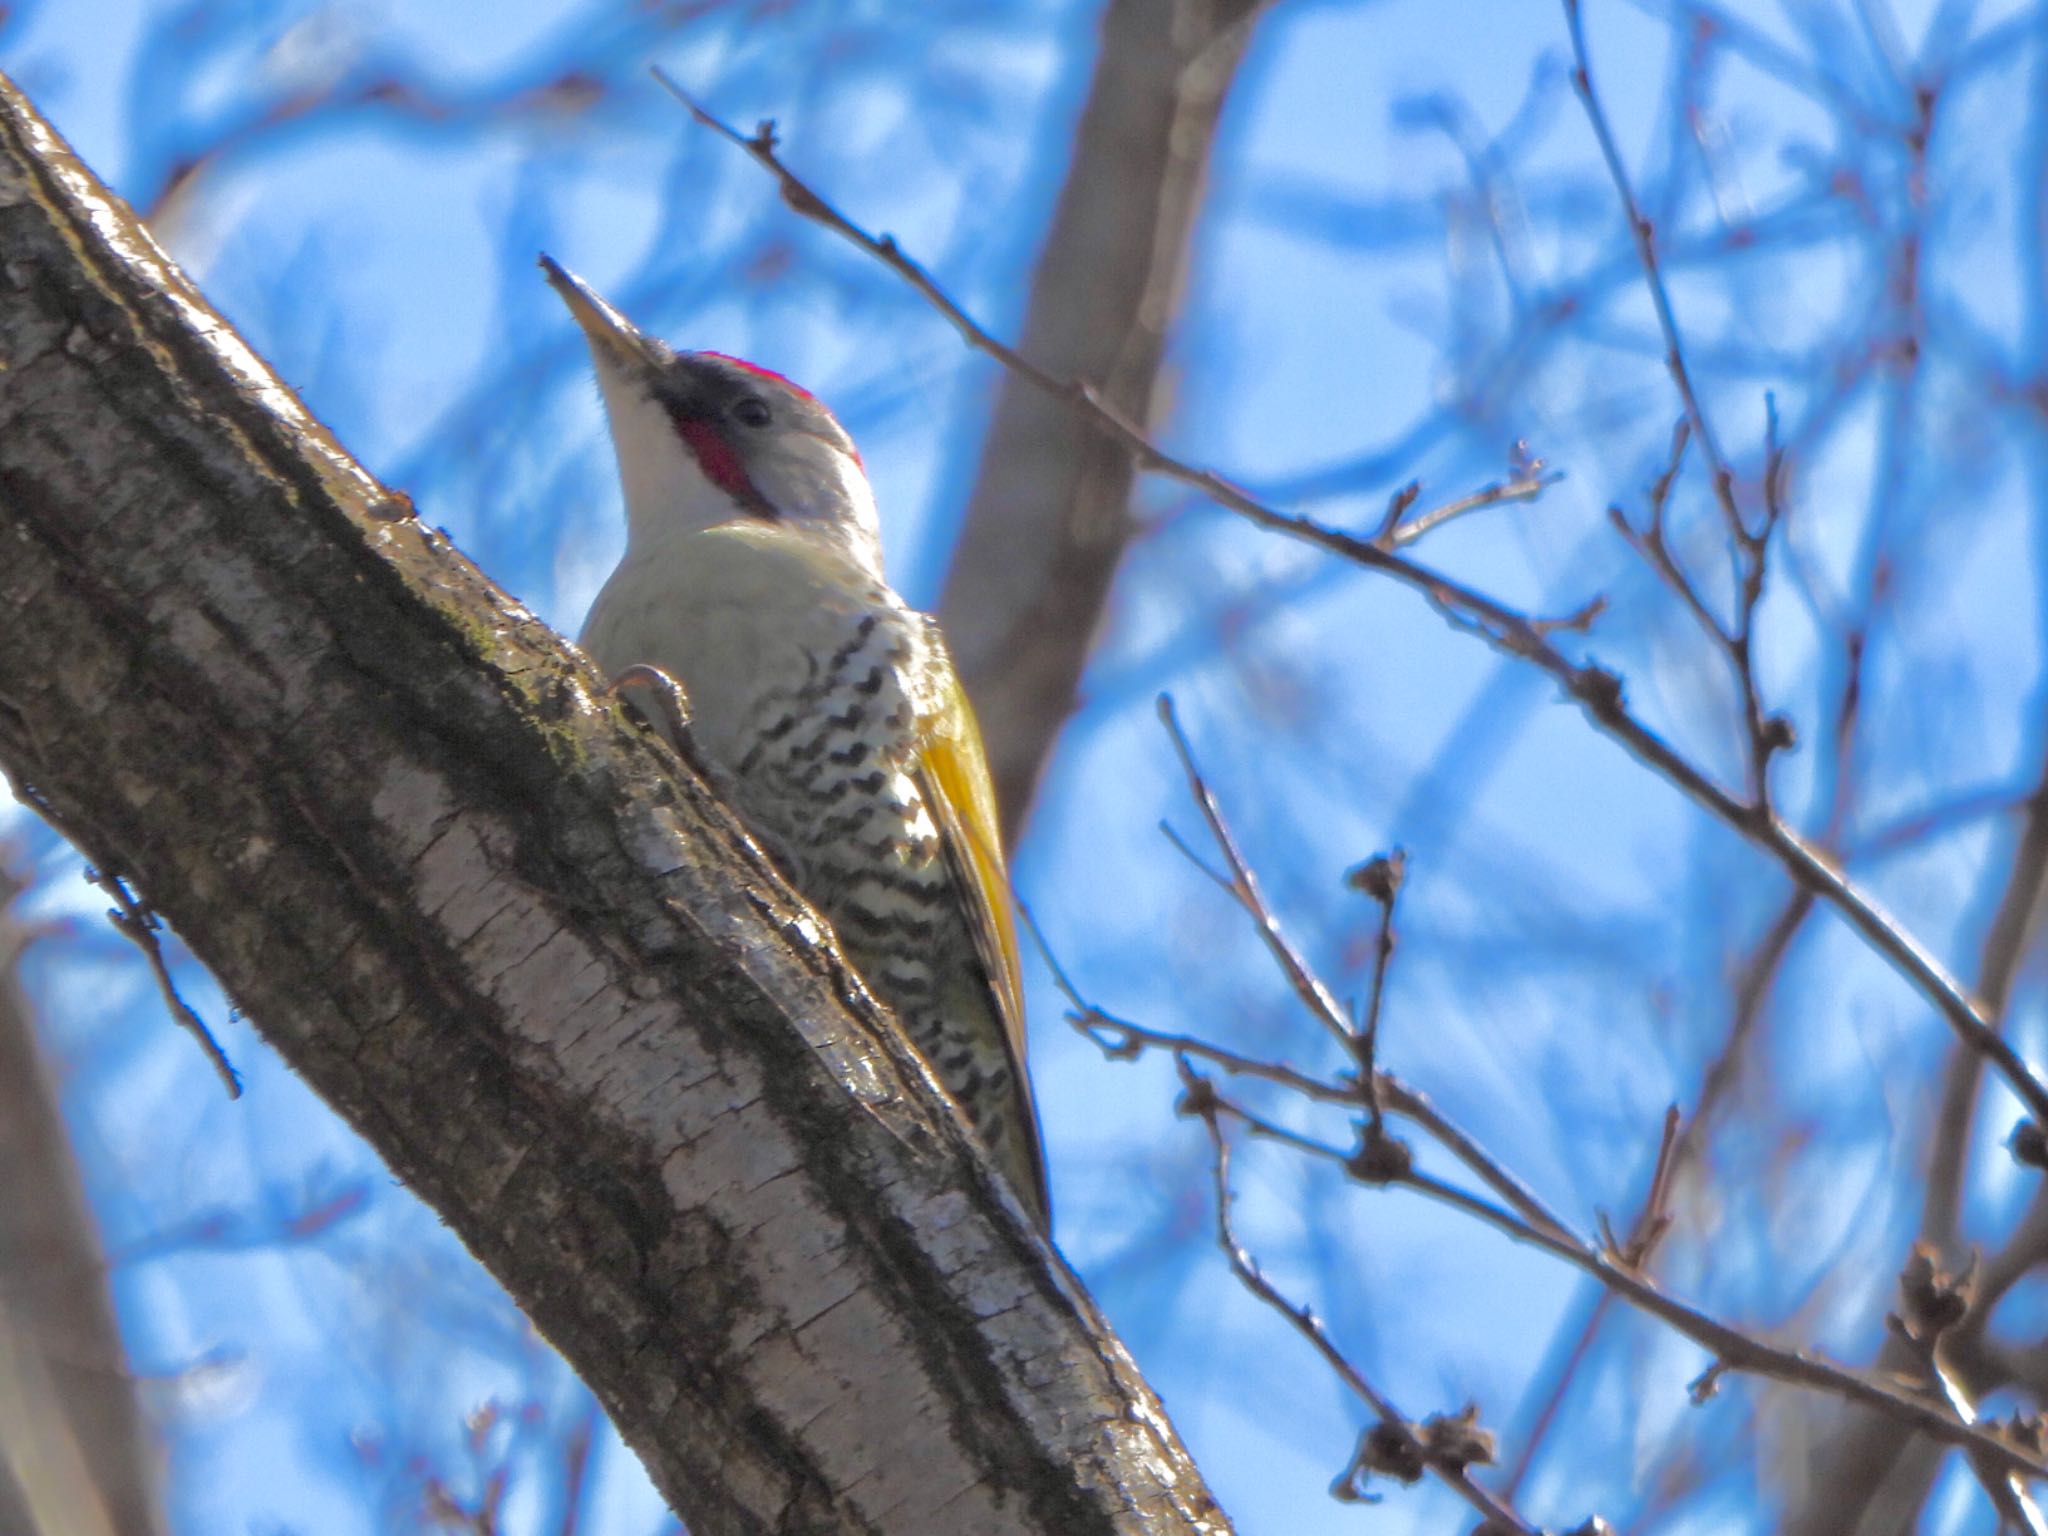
(939, 0), (1270, 841)
(0, 73), (1228, 1536)
(0, 861), (166, 1536)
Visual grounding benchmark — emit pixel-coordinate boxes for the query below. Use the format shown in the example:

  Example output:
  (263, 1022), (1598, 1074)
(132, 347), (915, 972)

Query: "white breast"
(579, 519), (927, 778)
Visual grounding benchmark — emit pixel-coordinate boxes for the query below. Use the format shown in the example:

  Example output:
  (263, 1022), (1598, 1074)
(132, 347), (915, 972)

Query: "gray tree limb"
(0, 72), (1227, 1536)
(939, 0), (1270, 840)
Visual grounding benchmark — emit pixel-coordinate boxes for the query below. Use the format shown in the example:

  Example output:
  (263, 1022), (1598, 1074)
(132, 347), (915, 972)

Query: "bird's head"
(541, 254), (883, 579)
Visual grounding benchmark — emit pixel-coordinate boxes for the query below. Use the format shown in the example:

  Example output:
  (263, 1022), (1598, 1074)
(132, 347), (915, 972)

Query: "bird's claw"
(609, 664), (726, 791)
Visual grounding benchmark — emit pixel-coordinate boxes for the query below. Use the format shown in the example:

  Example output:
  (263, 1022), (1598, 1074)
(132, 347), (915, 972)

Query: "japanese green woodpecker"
(542, 256), (1049, 1227)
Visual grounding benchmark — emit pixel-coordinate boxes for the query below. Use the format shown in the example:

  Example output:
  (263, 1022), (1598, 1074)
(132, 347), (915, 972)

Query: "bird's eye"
(733, 396), (772, 429)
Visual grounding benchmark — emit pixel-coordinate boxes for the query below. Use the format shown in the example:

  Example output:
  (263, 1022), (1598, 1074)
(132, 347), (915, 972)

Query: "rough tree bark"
(939, 0), (1270, 841)
(0, 861), (165, 1536)
(0, 74), (1228, 1536)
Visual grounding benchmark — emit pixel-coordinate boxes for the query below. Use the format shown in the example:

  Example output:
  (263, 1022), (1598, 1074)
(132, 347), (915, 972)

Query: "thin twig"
(1158, 754), (2048, 1483)
(1370, 1073), (1577, 1242)
(1609, 412), (1784, 811)
(1381, 1152), (2048, 1484)
(1069, 787), (2048, 1480)
(1200, 1061), (2048, 1498)
(1156, 819), (1239, 901)
(1609, 422), (1721, 644)
(1570, 4), (1794, 810)
(657, 73), (2048, 1132)
(1182, 1063), (1545, 1534)
(1502, 1288), (1617, 1498)
(1157, 695), (1361, 1062)
(1070, 1005), (1345, 1103)
(1936, 1362), (2048, 1532)
(1892, 1248), (2048, 1533)
(1066, 994), (1578, 1241)
(88, 868), (240, 1097)
(1211, 1093), (1351, 1165)
(1350, 850), (1404, 1138)
(1037, 886), (1578, 1244)
(1563, 0), (1742, 541)
(1382, 454), (1562, 550)
(1598, 1105), (1681, 1270)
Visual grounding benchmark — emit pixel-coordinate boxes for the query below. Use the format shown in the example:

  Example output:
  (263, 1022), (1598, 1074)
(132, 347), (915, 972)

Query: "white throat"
(593, 362), (740, 550)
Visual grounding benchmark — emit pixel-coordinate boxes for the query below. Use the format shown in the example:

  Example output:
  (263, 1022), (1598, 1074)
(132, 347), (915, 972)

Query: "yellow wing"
(913, 651), (1050, 1224)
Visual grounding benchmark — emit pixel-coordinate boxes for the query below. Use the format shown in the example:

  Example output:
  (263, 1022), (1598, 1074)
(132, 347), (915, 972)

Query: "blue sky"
(9, 1), (2048, 1532)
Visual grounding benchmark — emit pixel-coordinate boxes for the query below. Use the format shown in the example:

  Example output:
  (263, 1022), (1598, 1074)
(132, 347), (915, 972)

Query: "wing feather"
(912, 652), (1049, 1223)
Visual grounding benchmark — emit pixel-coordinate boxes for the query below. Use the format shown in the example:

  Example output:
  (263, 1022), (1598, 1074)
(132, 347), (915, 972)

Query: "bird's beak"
(539, 254), (668, 376)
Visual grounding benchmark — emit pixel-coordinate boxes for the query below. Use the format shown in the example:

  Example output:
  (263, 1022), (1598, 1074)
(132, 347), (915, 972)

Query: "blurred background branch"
(938, 0), (1273, 842)
(0, 856), (164, 1536)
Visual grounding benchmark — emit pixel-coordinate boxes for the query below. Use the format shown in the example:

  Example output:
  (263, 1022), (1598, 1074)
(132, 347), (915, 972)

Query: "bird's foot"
(609, 664), (726, 792)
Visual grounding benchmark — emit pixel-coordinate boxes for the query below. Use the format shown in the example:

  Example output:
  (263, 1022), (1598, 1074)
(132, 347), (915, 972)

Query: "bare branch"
(1599, 1105), (1681, 1271)
(1157, 696), (1360, 1063)
(1381, 448), (1561, 550)
(1180, 1063), (1543, 1534)
(1563, 0), (1743, 540)
(1383, 1149), (2048, 1484)
(1347, 850), (1405, 1137)
(1891, 1247), (2048, 1533)
(931, 0), (1273, 836)
(659, 76), (2048, 1137)
(1113, 741), (2048, 1486)
(85, 868), (240, 1098)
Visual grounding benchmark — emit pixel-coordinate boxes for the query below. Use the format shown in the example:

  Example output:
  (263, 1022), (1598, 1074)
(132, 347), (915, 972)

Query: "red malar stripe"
(670, 413), (760, 507)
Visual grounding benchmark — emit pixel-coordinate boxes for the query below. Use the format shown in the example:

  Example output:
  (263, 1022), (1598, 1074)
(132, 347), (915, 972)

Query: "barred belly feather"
(579, 519), (1044, 1218)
